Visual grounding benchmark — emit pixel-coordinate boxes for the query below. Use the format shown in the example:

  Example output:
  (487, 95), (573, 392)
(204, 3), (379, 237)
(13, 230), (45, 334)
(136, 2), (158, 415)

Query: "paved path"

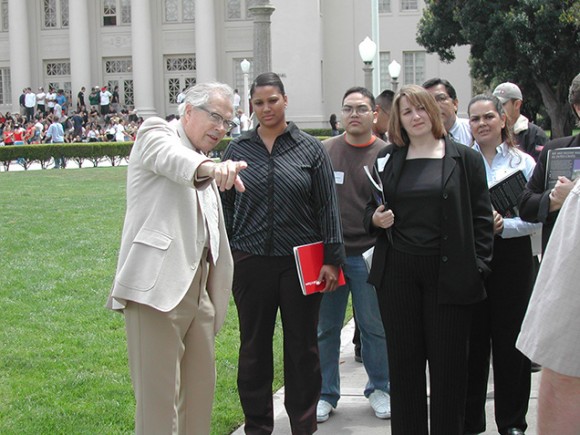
(232, 319), (540, 434)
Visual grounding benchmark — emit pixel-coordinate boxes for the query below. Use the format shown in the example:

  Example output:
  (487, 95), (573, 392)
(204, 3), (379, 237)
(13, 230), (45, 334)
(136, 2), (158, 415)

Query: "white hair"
(177, 82), (234, 117)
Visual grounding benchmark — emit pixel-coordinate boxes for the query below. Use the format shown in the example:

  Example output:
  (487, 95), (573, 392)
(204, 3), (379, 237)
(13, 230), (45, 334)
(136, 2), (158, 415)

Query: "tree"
(417, 0), (580, 138)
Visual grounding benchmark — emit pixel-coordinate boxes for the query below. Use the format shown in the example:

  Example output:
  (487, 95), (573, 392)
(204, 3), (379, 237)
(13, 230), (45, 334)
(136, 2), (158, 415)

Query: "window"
(226, 0), (259, 21)
(403, 51), (425, 84)
(43, 0), (68, 29)
(1, 0), (8, 32)
(164, 0), (195, 23)
(0, 67), (10, 104)
(166, 56), (196, 73)
(378, 0), (391, 14)
(46, 61), (71, 77)
(226, 0), (241, 20)
(103, 0), (131, 26)
(105, 58), (132, 74)
(104, 58), (134, 108)
(45, 61), (71, 103)
(165, 56), (196, 104)
(400, 0), (418, 11)
(379, 52), (391, 90)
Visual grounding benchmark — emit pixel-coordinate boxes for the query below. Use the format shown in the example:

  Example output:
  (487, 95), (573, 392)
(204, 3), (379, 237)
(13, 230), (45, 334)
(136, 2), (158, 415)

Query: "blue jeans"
(318, 254), (389, 407)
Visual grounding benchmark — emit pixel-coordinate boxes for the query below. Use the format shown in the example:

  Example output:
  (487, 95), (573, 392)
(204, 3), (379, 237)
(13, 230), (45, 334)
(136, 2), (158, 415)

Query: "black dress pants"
(233, 254), (322, 435)
(377, 249), (473, 435)
(465, 236), (533, 434)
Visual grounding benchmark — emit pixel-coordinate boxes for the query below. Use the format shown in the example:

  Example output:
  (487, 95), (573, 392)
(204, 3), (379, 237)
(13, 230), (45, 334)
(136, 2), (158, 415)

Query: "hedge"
(0, 128), (334, 171)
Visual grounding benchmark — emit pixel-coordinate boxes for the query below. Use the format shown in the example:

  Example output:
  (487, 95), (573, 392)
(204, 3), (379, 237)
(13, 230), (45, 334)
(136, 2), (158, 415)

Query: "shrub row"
(0, 128), (334, 171)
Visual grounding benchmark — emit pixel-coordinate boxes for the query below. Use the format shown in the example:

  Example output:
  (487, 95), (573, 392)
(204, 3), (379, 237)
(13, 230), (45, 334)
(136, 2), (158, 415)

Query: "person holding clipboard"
(464, 94), (541, 435)
(363, 85), (494, 435)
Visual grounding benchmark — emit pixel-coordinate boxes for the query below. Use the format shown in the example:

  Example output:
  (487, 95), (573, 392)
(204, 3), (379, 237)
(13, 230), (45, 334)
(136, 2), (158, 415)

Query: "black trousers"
(233, 254), (322, 435)
(465, 236), (533, 434)
(377, 249), (472, 435)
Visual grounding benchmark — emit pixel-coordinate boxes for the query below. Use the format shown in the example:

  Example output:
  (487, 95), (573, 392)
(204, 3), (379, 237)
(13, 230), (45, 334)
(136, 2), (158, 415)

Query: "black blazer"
(363, 136), (494, 305)
(519, 134), (580, 251)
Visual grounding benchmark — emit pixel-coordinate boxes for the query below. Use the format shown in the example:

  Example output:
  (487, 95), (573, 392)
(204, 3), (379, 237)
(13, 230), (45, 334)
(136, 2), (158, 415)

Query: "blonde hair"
(388, 84), (445, 147)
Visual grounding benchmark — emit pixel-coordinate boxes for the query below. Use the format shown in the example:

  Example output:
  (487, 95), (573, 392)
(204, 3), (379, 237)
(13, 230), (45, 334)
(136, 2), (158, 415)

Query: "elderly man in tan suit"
(107, 82), (246, 435)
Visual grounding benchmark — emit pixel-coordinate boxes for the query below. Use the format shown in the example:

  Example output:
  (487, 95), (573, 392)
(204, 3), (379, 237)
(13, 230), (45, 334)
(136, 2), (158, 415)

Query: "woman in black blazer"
(363, 84), (494, 435)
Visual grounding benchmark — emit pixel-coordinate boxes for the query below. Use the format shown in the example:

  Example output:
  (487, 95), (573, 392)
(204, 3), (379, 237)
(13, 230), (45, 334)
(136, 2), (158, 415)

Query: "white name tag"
(334, 171), (345, 184)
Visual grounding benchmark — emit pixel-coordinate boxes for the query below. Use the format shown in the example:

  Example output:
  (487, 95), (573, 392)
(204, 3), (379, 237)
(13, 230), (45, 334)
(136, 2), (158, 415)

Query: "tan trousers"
(124, 259), (216, 435)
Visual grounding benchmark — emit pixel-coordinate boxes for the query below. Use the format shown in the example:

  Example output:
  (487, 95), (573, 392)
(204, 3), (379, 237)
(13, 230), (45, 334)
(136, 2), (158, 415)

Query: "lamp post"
(358, 37), (377, 92)
(240, 59), (251, 117)
(388, 59), (401, 93)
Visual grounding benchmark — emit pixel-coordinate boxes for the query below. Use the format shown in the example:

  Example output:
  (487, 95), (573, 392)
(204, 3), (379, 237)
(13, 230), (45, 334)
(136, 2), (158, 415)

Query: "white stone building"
(0, 0), (472, 127)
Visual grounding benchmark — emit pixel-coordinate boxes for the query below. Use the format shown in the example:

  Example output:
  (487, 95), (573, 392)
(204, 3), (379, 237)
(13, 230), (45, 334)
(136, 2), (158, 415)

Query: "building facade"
(0, 0), (472, 127)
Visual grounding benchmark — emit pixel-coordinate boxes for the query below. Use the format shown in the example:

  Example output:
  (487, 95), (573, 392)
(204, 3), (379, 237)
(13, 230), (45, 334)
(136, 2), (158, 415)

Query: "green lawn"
(0, 167), (284, 434)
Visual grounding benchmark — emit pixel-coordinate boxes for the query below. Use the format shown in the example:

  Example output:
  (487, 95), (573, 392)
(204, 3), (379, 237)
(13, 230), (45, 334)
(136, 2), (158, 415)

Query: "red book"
(293, 241), (346, 295)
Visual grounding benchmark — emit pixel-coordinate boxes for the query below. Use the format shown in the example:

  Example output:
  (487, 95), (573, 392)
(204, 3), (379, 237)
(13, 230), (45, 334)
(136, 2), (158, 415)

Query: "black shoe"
(531, 362), (542, 373)
(503, 428), (525, 435)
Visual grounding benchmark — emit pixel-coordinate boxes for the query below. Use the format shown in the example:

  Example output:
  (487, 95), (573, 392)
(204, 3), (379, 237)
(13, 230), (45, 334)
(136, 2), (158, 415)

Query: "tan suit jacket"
(107, 117), (233, 334)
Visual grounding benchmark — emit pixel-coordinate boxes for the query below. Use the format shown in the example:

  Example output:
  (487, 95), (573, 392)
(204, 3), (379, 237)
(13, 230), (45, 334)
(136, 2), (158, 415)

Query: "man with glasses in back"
(423, 77), (473, 146)
(107, 82), (247, 435)
(317, 86), (391, 423)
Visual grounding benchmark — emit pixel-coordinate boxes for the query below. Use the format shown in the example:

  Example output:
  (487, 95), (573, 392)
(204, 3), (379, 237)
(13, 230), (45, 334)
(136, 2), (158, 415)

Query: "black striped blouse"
(221, 122), (345, 266)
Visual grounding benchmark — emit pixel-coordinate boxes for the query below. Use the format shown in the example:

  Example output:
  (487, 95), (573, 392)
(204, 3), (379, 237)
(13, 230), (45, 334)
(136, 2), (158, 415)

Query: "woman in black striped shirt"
(222, 72), (345, 435)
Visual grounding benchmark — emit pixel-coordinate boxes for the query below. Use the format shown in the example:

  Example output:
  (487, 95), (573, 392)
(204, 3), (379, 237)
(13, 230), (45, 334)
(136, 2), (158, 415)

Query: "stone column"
(69, 0), (92, 111)
(8, 0), (31, 112)
(130, 0), (157, 118)
(249, 1), (275, 76)
(195, 0), (217, 82)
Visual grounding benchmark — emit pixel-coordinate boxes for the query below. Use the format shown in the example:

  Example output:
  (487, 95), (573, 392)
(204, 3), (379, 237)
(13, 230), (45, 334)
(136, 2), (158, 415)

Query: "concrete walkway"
(232, 318), (540, 434)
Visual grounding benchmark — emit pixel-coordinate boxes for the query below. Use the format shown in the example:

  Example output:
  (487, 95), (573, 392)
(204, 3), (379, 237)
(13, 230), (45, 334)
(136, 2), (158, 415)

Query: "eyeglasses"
(341, 105), (373, 116)
(433, 94), (451, 103)
(196, 106), (237, 132)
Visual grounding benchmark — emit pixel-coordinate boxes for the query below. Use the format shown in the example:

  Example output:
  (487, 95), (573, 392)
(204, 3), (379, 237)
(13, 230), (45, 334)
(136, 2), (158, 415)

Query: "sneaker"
(316, 400), (334, 423)
(369, 390), (391, 419)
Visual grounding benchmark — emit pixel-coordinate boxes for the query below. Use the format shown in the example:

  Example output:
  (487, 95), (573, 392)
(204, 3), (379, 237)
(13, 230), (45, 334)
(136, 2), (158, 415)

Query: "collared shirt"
(472, 141), (542, 239)
(221, 122), (345, 265)
(449, 117), (473, 146)
(24, 92), (36, 108)
(46, 122), (65, 143)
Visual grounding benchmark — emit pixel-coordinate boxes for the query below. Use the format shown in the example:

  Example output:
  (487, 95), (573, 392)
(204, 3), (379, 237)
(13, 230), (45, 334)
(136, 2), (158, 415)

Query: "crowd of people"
(28, 69), (573, 435)
(0, 85), (144, 149)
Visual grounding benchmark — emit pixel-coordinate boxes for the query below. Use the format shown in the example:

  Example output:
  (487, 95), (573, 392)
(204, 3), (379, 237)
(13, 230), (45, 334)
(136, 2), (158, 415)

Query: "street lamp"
(388, 60), (401, 93)
(240, 58), (251, 117)
(358, 37), (377, 91)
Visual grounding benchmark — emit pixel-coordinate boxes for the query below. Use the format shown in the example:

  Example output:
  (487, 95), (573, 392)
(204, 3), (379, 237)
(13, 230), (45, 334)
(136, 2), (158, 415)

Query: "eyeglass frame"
(433, 93), (452, 103)
(340, 105), (374, 116)
(195, 106), (237, 132)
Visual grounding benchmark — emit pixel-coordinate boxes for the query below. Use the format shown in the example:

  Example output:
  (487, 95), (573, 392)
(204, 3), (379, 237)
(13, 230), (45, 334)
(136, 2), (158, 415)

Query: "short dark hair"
(341, 86), (375, 107)
(422, 77), (458, 101)
(375, 89), (395, 111)
(250, 72), (285, 97)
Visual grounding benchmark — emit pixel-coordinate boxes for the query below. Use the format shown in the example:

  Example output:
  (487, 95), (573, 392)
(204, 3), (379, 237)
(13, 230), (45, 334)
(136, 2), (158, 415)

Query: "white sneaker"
(368, 390), (391, 419)
(316, 400), (334, 423)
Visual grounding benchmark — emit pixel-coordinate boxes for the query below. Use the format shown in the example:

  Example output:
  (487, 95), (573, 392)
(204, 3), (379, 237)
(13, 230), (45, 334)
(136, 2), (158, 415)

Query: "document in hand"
(363, 164), (385, 206)
(293, 241), (346, 295)
(488, 169), (527, 218)
(545, 147), (580, 190)
(364, 164), (393, 245)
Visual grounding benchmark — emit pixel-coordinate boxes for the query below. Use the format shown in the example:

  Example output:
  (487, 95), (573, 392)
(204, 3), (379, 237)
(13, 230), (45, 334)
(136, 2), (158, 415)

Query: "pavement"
(231, 318), (540, 434)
